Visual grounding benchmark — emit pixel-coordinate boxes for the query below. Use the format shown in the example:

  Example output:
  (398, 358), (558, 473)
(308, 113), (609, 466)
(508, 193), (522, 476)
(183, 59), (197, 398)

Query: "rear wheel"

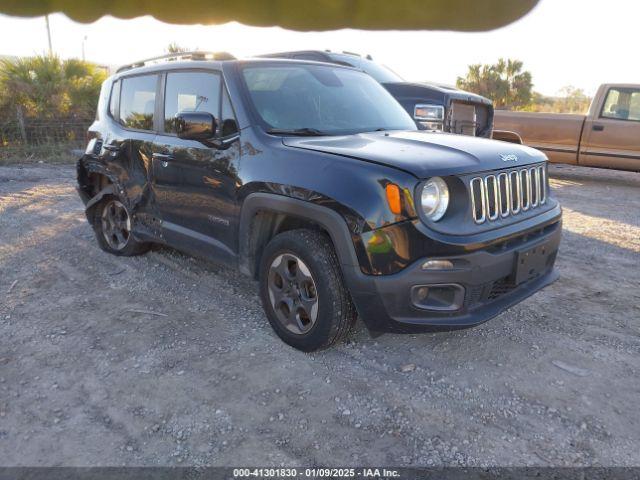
(259, 229), (357, 351)
(93, 195), (149, 256)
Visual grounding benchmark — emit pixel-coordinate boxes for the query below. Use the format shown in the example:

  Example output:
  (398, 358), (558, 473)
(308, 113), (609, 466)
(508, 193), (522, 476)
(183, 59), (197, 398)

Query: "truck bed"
(493, 110), (586, 164)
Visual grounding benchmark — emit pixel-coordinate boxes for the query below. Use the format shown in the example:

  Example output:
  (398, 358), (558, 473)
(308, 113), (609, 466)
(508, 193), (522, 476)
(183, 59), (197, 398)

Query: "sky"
(0, 0), (637, 97)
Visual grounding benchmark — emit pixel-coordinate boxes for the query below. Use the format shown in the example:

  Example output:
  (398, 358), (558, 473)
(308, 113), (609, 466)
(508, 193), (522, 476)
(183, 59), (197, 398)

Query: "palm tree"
(0, 54), (106, 118)
(457, 58), (533, 109)
(0, 55), (107, 149)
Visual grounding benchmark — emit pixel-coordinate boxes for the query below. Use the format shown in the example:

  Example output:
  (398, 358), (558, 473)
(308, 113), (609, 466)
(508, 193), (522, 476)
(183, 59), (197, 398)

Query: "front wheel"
(259, 229), (357, 351)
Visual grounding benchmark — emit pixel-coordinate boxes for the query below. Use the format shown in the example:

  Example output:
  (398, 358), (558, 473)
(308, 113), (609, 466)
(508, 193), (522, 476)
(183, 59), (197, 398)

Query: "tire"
(92, 194), (150, 256)
(259, 229), (357, 351)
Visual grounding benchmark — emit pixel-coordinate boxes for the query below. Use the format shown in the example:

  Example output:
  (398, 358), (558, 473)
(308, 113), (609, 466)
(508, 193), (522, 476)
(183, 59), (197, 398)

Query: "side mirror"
(175, 111), (217, 141)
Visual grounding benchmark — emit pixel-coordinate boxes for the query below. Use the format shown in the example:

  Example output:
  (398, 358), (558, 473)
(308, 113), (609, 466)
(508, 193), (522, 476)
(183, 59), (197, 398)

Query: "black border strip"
(1, 467), (640, 480)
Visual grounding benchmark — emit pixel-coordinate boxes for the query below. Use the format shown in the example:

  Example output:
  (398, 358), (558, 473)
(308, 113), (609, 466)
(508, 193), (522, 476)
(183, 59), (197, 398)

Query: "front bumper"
(345, 217), (561, 334)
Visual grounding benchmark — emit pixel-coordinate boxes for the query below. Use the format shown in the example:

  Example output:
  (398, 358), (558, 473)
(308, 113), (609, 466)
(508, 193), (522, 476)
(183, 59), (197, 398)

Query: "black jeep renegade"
(77, 52), (562, 351)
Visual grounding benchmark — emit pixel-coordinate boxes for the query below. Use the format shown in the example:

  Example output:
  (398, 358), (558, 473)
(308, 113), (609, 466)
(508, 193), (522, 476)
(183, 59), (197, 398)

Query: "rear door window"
(164, 71), (221, 134)
(119, 75), (158, 130)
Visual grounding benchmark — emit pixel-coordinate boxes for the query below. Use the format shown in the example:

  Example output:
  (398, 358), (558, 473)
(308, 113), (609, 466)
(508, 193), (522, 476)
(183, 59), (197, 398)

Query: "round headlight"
(420, 177), (449, 221)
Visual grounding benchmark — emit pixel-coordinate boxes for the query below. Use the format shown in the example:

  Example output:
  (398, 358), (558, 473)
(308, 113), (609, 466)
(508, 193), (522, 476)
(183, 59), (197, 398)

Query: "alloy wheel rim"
(267, 253), (319, 335)
(101, 199), (131, 251)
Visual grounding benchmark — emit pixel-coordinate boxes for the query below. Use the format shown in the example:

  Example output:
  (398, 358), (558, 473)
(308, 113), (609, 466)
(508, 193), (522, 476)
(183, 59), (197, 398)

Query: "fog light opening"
(414, 286), (430, 302)
(411, 284), (465, 312)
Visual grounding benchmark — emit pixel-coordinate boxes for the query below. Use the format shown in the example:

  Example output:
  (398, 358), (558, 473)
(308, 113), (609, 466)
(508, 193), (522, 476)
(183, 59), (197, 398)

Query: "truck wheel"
(259, 229), (357, 351)
(92, 195), (149, 256)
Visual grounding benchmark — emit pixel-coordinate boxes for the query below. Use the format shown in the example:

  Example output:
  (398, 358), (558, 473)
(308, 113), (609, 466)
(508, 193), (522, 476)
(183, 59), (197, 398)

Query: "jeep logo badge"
(500, 153), (519, 162)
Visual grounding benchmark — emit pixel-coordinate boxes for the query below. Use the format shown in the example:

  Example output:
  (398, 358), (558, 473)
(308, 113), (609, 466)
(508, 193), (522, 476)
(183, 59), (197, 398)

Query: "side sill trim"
(162, 221), (236, 257)
(581, 150), (640, 161)
(531, 145), (577, 154)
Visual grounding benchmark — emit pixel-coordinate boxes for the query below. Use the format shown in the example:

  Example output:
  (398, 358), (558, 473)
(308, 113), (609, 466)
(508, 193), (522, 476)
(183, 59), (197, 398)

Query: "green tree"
(457, 58), (533, 110)
(523, 86), (592, 114)
(553, 86), (591, 113)
(0, 55), (107, 117)
(63, 58), (109, 112)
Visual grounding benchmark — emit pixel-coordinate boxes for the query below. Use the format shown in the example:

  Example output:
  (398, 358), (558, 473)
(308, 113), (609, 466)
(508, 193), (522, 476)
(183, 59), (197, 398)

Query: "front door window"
(601, 87), (640, 122)
(164, 71), (221, 133)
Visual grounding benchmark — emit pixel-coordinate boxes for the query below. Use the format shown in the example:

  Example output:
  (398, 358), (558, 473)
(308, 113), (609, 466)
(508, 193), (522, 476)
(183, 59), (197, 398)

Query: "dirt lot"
(0, 163), (639, 467)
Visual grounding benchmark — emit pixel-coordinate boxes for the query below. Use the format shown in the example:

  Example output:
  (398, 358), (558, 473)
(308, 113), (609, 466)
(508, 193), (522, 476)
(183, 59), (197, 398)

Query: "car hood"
(283, 130), (546, 178)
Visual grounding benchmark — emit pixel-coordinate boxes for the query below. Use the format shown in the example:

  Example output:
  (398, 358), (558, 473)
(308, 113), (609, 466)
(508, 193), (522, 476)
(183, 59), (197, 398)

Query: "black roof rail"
(116, 51), (236, 73)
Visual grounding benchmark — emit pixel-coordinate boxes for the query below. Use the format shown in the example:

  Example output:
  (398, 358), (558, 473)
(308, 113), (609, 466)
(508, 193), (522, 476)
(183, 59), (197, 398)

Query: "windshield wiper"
(266, 127), (328, 136)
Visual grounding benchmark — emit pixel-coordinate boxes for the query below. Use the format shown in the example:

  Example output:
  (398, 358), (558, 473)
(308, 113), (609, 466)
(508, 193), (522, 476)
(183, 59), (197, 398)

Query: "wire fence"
(0, 106), (94, 163)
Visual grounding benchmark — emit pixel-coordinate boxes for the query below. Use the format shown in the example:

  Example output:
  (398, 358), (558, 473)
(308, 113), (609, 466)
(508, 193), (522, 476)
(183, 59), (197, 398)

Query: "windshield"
(241, 64), (416, 135)
(360, 62), (404, 83)
(327, 54), (404, 83)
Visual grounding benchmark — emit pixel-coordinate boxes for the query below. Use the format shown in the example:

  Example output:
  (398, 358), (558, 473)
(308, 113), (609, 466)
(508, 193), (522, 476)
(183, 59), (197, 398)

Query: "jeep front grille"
(470, 165), (547, 224)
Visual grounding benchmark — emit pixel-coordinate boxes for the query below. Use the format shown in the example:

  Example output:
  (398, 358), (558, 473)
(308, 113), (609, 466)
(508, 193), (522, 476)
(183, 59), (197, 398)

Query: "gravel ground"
(0, 163), (639, 467)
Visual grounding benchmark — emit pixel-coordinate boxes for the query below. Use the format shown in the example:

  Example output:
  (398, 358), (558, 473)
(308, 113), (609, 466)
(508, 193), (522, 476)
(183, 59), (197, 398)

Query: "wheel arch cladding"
(239, 192), (389, 333)
(77, 154), (152, 222)
(239, 193), (365, 277)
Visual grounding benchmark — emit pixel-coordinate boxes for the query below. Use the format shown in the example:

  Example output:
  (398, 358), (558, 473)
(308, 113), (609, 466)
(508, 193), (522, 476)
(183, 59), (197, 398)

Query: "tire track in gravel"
(1, 163), (639, 466)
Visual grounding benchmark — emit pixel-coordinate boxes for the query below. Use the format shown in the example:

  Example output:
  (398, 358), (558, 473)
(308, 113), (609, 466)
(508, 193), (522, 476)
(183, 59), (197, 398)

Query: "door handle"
(103, 143), (120, 152)
(152, 152), (174, 167)
(152, 153), (174, 160)
(593, 124), (604, 131)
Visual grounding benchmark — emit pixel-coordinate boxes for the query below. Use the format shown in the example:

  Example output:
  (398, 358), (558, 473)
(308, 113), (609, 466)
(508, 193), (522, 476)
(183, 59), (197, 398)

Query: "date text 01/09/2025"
(232, 468), (401, 478)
